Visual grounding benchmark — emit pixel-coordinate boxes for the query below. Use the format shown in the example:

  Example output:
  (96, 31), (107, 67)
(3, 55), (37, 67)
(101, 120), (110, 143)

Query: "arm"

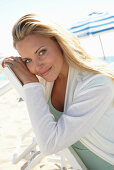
(23, 75), (113, 156)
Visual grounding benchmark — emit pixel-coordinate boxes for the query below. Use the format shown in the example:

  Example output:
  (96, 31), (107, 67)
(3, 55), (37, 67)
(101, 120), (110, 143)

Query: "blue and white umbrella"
(69, 12), (114, 60)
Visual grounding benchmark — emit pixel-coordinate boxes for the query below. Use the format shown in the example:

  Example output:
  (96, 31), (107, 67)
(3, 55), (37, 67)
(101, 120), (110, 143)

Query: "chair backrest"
(0, 59), (12, 95)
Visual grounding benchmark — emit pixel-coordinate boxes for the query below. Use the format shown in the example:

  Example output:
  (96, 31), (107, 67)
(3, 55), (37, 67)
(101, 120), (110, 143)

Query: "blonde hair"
(12, 13), (114, 79)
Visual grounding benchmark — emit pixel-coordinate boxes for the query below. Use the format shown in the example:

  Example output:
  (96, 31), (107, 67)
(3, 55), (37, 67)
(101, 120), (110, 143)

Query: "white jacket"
(23, 66), (114, 165)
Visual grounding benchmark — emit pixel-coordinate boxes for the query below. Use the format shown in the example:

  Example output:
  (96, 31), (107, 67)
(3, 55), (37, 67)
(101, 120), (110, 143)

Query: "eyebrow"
(22, 45), (45, 60)
(35, 46), (45, 54)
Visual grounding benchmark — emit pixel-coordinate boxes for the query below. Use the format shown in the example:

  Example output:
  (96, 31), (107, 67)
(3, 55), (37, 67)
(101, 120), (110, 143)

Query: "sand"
(0, 87), (72, 170)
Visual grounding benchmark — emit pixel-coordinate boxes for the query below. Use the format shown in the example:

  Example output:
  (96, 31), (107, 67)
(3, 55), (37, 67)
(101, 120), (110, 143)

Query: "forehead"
(15, 34), (55, 58)
(16, 34), (51, 50)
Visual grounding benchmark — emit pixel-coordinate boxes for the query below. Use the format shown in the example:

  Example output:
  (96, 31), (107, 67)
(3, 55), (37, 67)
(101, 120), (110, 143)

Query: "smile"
(41, 67), (52, 76)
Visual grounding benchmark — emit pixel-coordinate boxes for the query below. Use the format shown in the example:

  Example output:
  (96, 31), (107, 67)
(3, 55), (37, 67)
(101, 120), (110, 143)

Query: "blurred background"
(0, 0), (114, 79)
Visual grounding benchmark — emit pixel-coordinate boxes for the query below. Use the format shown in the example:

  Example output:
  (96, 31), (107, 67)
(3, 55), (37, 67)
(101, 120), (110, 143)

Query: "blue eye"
(39, 49), (47, 56)
(25, 59), (31, 63)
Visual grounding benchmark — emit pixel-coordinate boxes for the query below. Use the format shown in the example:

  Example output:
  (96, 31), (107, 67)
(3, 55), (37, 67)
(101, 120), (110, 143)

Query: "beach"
(0, 86), (72, 170)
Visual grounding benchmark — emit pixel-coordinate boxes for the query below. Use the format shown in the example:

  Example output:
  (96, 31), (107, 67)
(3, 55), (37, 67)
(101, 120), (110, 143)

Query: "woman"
(2, 14), (114, 170)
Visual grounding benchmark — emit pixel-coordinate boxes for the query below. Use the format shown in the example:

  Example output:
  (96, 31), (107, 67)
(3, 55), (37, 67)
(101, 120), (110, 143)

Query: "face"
(16, 34), (67, 82)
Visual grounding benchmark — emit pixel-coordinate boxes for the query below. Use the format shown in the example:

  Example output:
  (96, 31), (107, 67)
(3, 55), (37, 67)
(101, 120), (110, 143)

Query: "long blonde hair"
(12, 13), (114, 79)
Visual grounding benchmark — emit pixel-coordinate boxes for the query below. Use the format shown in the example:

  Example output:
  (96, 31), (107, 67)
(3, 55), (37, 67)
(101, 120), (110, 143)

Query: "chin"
(43, 75), (58, 82)
(44, 78), (55, 82)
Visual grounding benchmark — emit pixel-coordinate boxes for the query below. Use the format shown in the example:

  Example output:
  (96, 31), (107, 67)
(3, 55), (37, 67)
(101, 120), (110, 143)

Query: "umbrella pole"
(98, 35), (106, 60)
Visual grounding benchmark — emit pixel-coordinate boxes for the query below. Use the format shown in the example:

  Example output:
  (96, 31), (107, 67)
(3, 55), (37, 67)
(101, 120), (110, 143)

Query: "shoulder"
(71, 67), (114, 98)
(75, 68), (113, 88)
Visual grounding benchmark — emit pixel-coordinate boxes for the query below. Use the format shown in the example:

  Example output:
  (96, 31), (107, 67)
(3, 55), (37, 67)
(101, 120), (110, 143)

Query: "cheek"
(26, 63), (35, 74)
(49, 52), (63, 66)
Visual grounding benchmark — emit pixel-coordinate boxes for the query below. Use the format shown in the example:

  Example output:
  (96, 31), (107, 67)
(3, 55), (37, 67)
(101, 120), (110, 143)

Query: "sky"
(0, 0), (114, 58)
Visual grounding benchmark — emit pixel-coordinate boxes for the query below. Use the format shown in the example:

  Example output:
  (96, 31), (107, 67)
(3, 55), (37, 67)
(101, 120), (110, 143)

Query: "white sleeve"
(23, 76), (113, 156)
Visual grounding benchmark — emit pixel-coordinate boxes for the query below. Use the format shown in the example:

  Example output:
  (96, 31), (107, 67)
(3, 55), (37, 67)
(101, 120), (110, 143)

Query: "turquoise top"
(48, 95), (63, 122)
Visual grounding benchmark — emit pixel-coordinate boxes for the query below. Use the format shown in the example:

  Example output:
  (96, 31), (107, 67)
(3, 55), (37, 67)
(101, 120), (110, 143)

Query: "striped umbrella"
(69, 11), (114, 60)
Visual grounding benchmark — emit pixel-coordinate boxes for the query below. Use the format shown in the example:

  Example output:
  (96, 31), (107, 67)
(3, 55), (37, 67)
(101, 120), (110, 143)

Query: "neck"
(58, 61), (69, 81)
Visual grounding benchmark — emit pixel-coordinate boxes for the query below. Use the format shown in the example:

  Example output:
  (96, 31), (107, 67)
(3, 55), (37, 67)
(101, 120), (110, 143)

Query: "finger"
(2, 61), (14, 68)
(11, 56), (23, 65)
(2, 60), (6, 68)
(14, 56), (22, 62)
(2, 56), (21, 68)
(4, 62), (14, 68)
(3, 58), (16, 69)
(6, 56), (21, 62)
(2, 58), (13, 67)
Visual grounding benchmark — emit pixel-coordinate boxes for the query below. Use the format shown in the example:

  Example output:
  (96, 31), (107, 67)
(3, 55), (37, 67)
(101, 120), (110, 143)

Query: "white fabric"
(23, 66), (114, 164)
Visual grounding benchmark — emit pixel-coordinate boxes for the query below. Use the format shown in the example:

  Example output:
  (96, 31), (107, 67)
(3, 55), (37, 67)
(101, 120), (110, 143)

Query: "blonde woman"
(2, 14), (114, 170)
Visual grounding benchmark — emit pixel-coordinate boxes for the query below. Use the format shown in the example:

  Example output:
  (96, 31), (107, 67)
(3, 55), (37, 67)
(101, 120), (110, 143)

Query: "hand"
(2, 56), (39, 85)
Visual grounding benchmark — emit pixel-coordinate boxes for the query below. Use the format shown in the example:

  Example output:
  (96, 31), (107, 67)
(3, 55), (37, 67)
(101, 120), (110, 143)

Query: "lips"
(41, 67), (52, 76)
